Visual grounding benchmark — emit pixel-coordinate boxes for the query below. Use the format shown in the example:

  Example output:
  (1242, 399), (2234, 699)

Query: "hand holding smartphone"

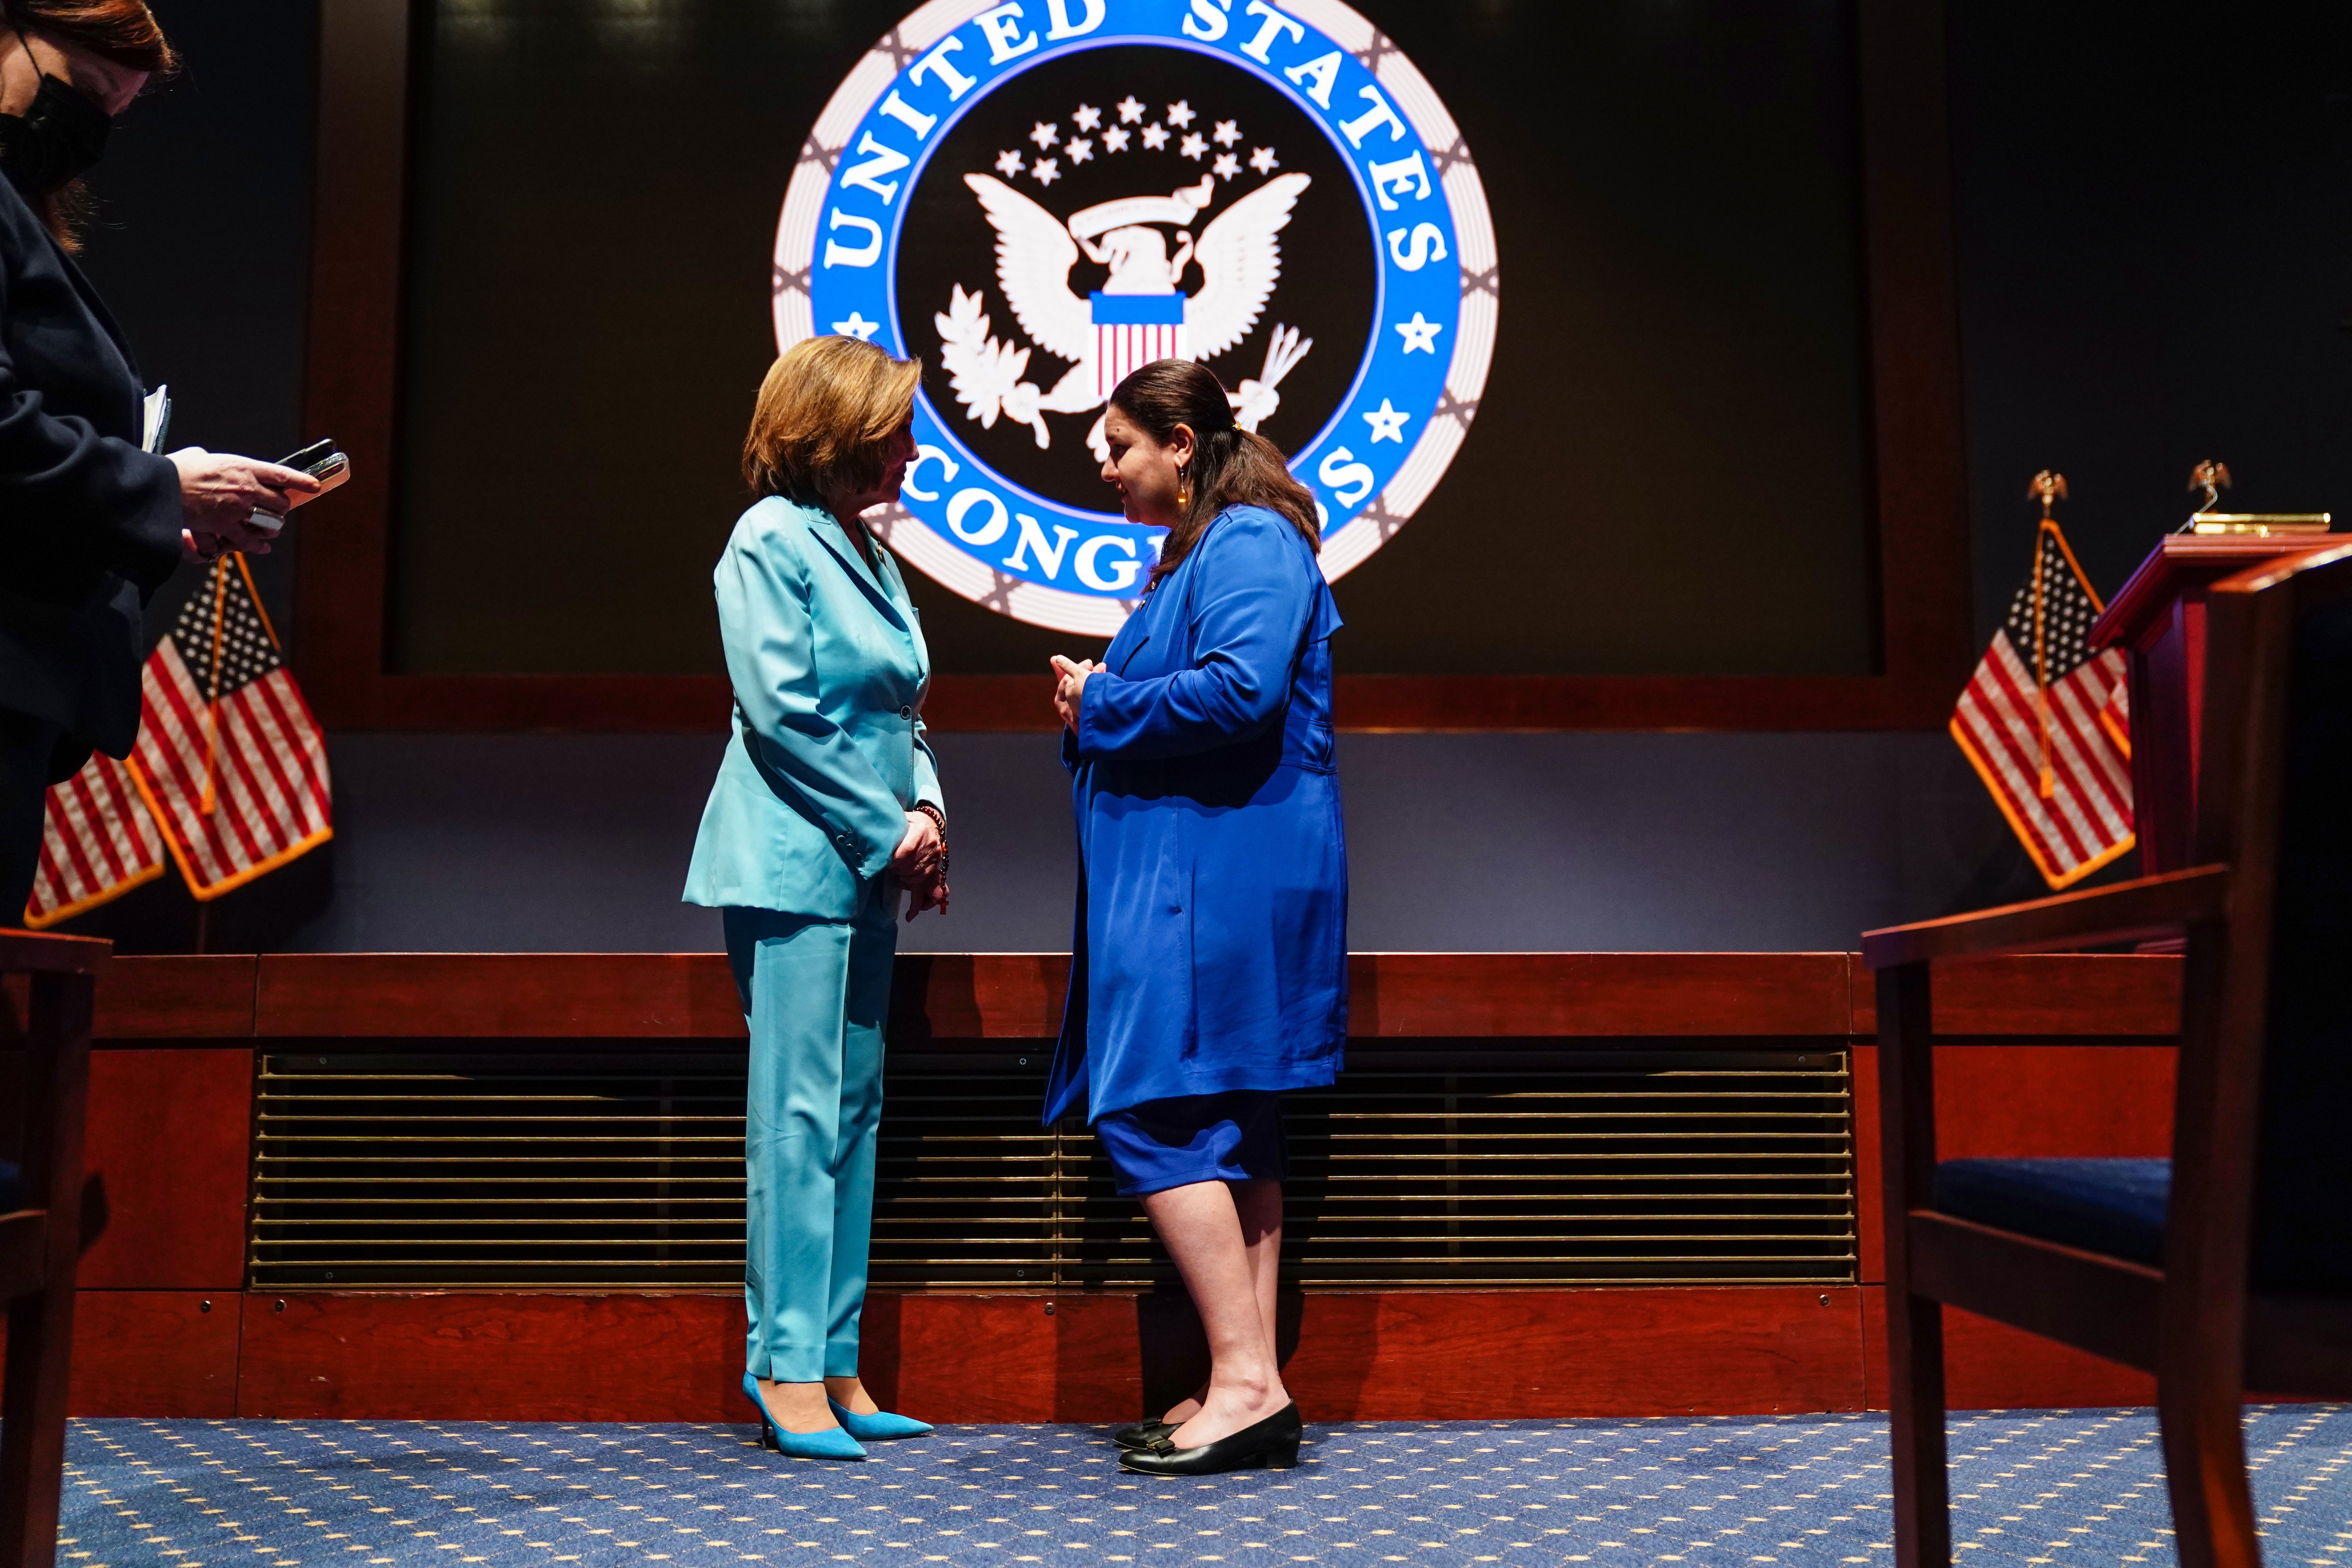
(272, 438), (350, 508)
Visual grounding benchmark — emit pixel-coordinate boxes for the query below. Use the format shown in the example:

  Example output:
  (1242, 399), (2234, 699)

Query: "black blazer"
(0, 170), (183, 777)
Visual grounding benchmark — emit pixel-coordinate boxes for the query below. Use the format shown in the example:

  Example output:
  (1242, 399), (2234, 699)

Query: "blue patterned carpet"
(52, 1407), (2352, 1568)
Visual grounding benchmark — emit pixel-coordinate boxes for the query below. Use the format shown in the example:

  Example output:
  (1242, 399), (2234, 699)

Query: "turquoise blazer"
(684, 496), (942, 919)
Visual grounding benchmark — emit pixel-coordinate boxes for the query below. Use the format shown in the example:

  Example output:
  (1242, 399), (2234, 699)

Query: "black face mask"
(0, 70), (110, 197)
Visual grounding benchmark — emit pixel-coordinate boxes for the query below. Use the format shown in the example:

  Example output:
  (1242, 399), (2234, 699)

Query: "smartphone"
(271, 438), (351, 508)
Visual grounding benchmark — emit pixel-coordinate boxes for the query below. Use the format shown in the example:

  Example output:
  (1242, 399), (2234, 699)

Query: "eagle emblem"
(935, 169), (1315, 459)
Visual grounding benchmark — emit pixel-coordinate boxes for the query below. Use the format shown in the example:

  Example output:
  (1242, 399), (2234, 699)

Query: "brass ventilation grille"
(248, 1049), (1853, 1290)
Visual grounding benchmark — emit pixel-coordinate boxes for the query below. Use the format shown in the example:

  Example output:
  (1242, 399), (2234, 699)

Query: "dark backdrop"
(43, 0), (2352, 953)
(385, 0), (1878, 678)
(1948, 2), (2352, 620)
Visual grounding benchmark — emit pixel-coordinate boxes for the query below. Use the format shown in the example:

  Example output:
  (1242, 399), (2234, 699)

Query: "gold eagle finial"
(2188, 459), (2232, 514)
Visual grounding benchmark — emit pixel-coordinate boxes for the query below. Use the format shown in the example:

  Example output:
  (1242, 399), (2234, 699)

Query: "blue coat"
(684, 496), (941, 919)
(1045, 505), (1348, 1125)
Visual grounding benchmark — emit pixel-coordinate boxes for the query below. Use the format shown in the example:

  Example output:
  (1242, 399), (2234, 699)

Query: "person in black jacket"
(0, 0), (319, 925)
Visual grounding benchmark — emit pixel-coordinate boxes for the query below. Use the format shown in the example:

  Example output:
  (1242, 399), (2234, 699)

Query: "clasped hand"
(890, 811), (949, 922)
(171, 447), (322, 560)
(1049, 654), (1098, 731)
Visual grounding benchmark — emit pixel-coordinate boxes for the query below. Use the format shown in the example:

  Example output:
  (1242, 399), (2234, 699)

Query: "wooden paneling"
(254, 954), (719, 1038)
(1861, 1289), (2154, 1412)
(889, 954), (1071, 1041)
(1853, 0), (1975, 723)
(1933, 1046), (2175, 1159)
(293, 0), (412, 724)
(207, 952), (1970, 1042)
(1352, 954), (1852, 1038)
(83, 952), (2192, 1044)
(861, 1292), (1141, 1423)
(91, 957), (254, 1038)
(1853, 1043), (2176, 1167)
(224, 1287), (1868, 1423)
(0, 1294), (241, 1418)
(235, 1293), (746, 1421)
(76, 1051), (252, 1290)
(54, 949), (2200, 1422)
(1281, 1288), (1864, 1419)
(1853, 1043), (1884, 1284)
(51, 1284), (2164, 1422)
(1848, 954), (2182, 1036)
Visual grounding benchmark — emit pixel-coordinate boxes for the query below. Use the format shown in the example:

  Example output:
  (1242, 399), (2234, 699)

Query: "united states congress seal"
(776, 0), (1497, 633)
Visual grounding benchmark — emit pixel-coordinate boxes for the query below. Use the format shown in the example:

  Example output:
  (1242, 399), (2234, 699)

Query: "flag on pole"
(1950, 483), (2134, 890)
(23, 751), (168, 929)
(134, 554), (332, 900)
(23, 555), (333, 926)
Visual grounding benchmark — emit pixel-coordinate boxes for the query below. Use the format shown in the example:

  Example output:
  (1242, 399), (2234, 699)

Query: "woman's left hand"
(890, 812), (950, 921)
(1050, 655), (1097, 731)
(891, 811), (942, 881)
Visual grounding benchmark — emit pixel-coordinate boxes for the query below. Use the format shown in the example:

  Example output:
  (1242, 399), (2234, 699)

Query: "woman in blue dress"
(1047, 359), (1346, 1477)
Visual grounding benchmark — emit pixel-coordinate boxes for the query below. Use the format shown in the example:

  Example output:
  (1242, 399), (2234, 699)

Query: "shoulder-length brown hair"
(5, 0), (178, 248)
(1108, 359), (1320, 588)
(742, 335), (922, 507)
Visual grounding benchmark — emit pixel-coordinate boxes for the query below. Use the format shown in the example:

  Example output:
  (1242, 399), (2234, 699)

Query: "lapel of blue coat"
(804, 511), (911, 633)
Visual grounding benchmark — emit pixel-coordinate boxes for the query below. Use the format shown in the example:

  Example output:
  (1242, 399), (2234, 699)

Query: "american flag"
(23, 750), (166, 928)
(22, 556), (332, 926)
(1950, 521), (2134, 890)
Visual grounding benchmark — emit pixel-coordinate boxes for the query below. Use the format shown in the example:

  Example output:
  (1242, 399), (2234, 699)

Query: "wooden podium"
(2089, 534), (2348, 870)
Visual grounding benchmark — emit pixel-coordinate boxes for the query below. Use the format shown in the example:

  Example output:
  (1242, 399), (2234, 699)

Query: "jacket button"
(899, 705), (914, 719)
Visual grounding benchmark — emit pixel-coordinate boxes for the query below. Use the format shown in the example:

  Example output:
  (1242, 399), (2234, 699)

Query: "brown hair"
(6, 0), (175, 71)
(4, 0), (177, 247)
(742, 335), (923, 506)
(1109, 359), (1320, 588)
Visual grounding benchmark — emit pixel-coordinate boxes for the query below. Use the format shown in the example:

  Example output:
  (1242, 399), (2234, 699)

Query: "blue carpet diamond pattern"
(48, 1406), (2352, 1568)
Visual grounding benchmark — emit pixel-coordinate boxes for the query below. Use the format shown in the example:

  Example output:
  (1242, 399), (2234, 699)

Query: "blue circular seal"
(776, 0), (1497, 635)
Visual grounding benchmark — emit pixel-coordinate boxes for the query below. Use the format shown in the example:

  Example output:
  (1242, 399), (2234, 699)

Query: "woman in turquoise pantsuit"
(684, 335), (950, 1461)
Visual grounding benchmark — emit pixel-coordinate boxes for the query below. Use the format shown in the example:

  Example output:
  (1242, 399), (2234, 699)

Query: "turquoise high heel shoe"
(741, 1373), (866, 1460)
(829, 1397), (934, 1440)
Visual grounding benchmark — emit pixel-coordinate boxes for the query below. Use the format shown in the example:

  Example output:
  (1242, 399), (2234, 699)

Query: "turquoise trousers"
(726, 894), (898, 1383)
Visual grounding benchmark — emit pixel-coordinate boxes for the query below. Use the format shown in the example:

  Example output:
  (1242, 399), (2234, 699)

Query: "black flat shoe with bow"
(1111, 1420), (1176, 1452)
(1118, 1403), (1302, 1475)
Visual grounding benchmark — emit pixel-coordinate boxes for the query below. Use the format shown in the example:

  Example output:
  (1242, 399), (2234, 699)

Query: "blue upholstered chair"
(0, 929), (108, 1568)
(1863, 542), (2352, 1568)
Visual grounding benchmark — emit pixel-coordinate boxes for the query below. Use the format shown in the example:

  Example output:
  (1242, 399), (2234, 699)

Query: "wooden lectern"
(2089, 534), (2348, 870)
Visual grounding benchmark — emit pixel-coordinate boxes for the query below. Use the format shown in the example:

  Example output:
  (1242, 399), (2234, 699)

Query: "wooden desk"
(2091, 534), (2348, 869)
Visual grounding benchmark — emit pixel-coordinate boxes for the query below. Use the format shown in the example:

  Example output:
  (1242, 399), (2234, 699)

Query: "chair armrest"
(0, 930), (109, 976)
(1862, 864), (2229, 970)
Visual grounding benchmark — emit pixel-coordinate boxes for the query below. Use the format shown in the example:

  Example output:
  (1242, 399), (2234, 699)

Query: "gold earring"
(1177, 469), (1190, 510)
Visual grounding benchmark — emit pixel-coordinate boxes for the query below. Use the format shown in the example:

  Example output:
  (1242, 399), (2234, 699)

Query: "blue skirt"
(1095, 1090), (1289, 1198)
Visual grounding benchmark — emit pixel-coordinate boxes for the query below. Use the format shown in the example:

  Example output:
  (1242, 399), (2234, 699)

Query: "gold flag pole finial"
(2028, 469), (2068, 520)
(2026, 473), (2066, 799)
(2184, 459), (2232, 529)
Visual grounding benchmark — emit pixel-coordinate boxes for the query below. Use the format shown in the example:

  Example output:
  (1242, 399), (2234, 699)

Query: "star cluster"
(996, 97), (1281, 188)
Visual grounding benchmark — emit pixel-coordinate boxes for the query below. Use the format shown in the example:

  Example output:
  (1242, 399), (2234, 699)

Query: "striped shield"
(1091, 291), (1189, 400)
